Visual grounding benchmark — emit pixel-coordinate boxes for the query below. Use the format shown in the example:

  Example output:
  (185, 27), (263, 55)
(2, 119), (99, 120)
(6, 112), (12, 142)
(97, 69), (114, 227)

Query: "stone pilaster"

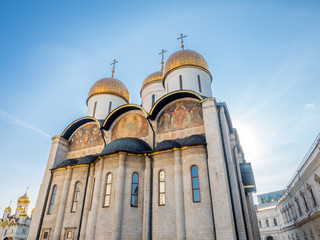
(174, 148), (186, 240)
(201, 99), (236, 240)
(53, 166), (73, 240)
(79, 165), (95, 240)
(112, 153), (127, 240)
(142, 155), (152, 240)
(86, 159), (104, 240)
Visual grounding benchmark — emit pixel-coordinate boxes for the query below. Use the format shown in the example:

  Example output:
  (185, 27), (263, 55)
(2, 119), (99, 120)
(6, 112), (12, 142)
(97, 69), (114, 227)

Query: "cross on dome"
(159, 49), (167, 70)
(111, 59), (118, 78)
(177, 34), (187, 50)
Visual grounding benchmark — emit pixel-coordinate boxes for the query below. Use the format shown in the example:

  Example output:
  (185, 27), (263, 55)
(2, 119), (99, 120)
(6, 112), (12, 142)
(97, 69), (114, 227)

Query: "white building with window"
(276, 134), (320, 240)
(0, 192), (34, 240)
(28, 38), (260, 240)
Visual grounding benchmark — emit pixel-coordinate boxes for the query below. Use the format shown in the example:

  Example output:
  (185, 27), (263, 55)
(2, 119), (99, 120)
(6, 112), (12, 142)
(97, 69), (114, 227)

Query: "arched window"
(159, 170), (166, 206)
(266, 236), (274, 240)
(266, 219), (269, 227)
(197, 75), (202, 92)
(103, 173), (112, 207)
(152, 94), (156, 106)
(295, 198), (302, 216)
(273, 218), (277, 226)
(259, 220), (262, 228)
(93, 102), (97, 117)
(179, 75), (183, 90)
(108, 101), (112, 114)
(47, 185), (57, 215)
(301, 193), (309, 212)
(71, 182), (80, 213)
(308, 186), (317, 206)
(191, 165), (200, 202)
(131, 173), (139, 207)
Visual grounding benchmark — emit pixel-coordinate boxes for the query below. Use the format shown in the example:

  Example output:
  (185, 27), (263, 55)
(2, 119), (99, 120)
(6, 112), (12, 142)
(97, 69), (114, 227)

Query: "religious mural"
(111, 113), (148, 140)
(69, 123), (104, 151)
(157, 100), (203, 134)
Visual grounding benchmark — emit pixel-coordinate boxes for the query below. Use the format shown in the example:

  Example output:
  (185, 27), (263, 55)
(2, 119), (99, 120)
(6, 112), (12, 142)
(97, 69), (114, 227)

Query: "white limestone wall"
(164, 67), (212, 97)
(87, 94), (128, 120)
(141, 82), (166, 112)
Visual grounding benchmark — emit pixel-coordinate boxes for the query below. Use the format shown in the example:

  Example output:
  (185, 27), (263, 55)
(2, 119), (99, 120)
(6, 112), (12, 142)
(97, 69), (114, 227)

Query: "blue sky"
(0, 0), (319, 211)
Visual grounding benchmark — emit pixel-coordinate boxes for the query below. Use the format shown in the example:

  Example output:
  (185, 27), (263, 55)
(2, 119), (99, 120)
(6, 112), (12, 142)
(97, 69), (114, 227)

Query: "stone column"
(53, 166), (73, 240)
(79, 165), (95, 240)
(112, 153), (127, 240)
(86, 159), (104, 240)
(142, 155), (152, 240)
(174, 149), (186, 240)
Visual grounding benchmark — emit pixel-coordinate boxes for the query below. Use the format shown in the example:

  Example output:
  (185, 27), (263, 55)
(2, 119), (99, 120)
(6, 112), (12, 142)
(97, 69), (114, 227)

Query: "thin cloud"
(0, 109), (51, 138)
(305, 103), (315, 109)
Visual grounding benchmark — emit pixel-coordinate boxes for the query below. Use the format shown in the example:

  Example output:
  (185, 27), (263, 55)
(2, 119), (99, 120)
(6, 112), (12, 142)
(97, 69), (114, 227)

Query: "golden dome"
(164, 49), (209, 77)
(20, 209), (28, 217)
(5, 206), (11, 212)
(87, 78), (130, 103)
(18, 192), (30, 204)
(32, 208), (35, 213)
(16, 204), (24, 211)
(141, 71), (163, 91)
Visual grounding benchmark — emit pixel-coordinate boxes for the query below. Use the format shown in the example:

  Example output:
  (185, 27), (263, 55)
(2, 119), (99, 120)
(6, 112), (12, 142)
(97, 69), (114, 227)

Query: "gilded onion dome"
(141, 71), (163, 92)
(87, 78), (130, 103)
(5, 206), (11, 212)
(32, 208), (35, 213)
(16, 204), (24, 210)
(164, 49), (209, 77)
(20, 209), (28, 217)
(18, 192), (30, 204)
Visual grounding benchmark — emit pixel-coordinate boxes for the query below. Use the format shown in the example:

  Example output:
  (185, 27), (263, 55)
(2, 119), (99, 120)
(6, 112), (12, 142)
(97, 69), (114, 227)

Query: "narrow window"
(159, 170), (166, 206)
(179, 75), (183, 90)
(89, 178), (95, 211)
(152, 94), (156, 106)
(259, 220), (262, 228)
(108, 101), (112, 114)
(197, 75), (202, 92)
(71, 182), (80, 213)
(266, 219), (269, 227)
(47, 185), (57, 215)
(302, 193), (309, 211)
(93, 101), (97, 117)
(295, 198), (302, 216)
(191, 165), (200, 202)
(308, 187), (317, 206)
(104, 173), (112, 207)
(273, 218), (277, 226)
(66, 230), (73, 239)
(131, 173), (139, 207)
(42, 231), (49, 239)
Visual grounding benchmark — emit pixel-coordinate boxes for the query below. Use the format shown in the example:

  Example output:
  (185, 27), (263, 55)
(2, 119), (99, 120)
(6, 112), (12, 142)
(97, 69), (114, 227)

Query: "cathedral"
(0, 191), (33, 240)
(28, 36), (260, 240)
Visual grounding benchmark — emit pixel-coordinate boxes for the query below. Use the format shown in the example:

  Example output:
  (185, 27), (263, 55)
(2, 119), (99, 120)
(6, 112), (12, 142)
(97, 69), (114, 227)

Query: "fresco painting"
(112, 113), (148, 140)
(157, 100), (203, 133)
(69, 123), (104, 151)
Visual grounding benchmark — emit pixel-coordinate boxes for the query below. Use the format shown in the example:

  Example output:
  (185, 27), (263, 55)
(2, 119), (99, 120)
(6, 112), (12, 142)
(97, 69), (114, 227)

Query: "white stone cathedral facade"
(28, 39), (260, 240)
(0, 192), (34, 240)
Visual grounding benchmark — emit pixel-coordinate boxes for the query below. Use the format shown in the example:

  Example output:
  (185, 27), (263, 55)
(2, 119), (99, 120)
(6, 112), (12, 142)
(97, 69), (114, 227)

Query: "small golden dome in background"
(16, 204), (24, 211)
(87, 78), (130, 103)
(5, 206), (12, 212)
(18, 192), (31, 204)
(20, 209), (28, 217)
(141, 71), (163, 92)
(32, 208), (35, 213)
(164, 49), (209, 77)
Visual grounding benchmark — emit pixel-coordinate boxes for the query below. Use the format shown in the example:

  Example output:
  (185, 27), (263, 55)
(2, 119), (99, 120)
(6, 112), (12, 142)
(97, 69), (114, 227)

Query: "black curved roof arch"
(102, 104), (148, 130)
(148, 90), (204, 120)
(61, 116), (102, 141)
(100, 137), (152, 155)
